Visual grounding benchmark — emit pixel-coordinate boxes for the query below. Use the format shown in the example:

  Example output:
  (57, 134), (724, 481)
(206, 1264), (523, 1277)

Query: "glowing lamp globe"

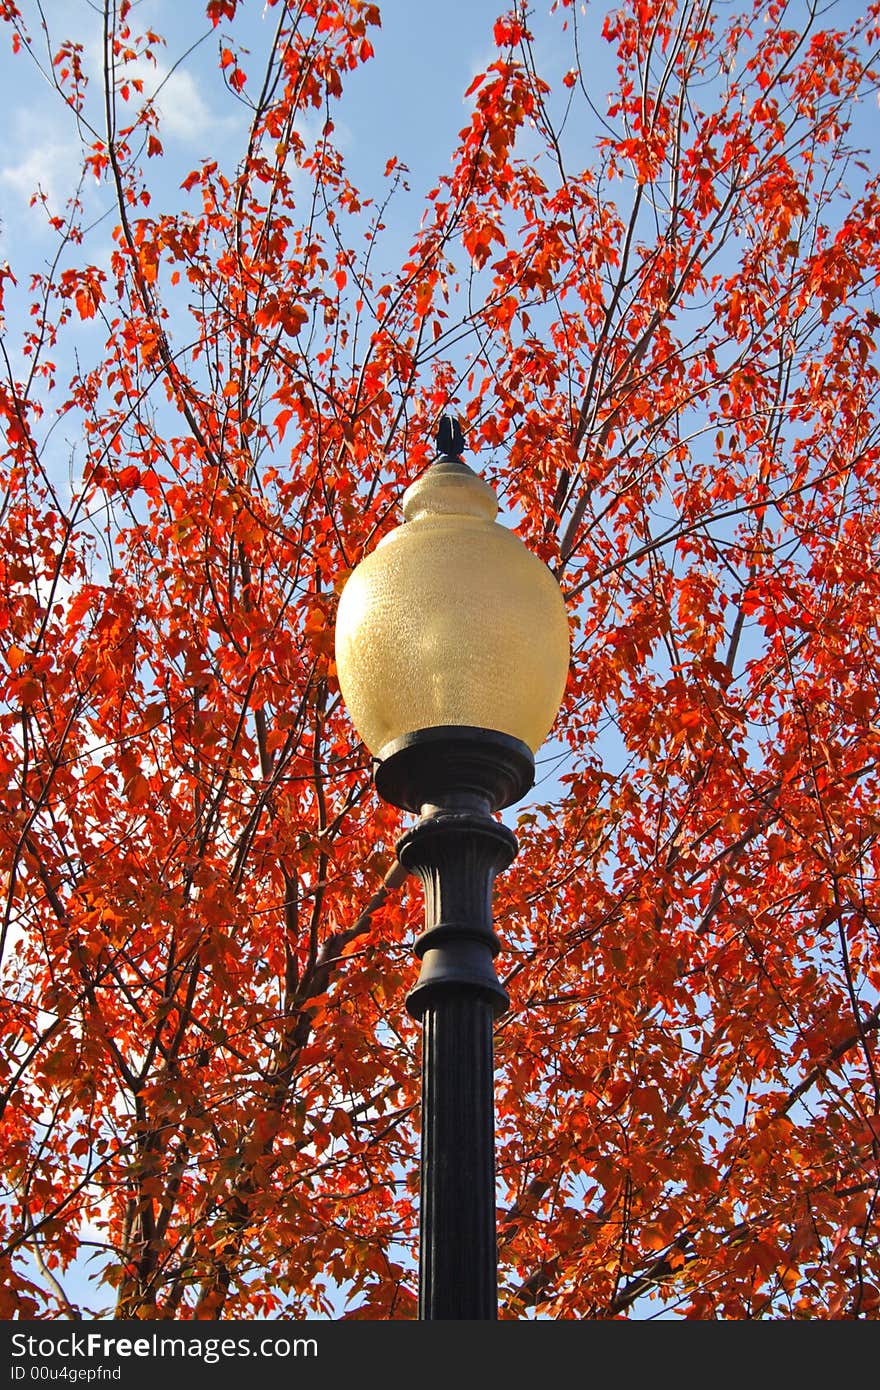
(334, 452), (570, 812)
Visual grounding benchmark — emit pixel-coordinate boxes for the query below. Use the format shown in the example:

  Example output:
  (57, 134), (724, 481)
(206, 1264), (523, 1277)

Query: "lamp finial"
(436, 414), (465, 459)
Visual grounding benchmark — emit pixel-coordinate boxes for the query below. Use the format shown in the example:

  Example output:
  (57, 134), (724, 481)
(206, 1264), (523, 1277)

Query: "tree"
(1, 0), (879, 1320)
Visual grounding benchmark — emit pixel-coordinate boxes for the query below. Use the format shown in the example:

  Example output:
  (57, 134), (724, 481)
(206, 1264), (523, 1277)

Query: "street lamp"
(333, 420), (569, 1319)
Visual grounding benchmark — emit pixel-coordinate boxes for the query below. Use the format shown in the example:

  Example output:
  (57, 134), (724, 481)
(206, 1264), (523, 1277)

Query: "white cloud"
(98, 38), (238, 147)
(143, 63), (220, 142)
(1, 128), (80, 221)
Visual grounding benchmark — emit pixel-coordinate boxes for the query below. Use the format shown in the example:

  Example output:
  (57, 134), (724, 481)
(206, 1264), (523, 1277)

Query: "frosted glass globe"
(334, 460), (570, 757)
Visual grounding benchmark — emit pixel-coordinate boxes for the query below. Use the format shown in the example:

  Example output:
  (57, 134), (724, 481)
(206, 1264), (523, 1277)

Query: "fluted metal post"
(416, 993), (498, 1317)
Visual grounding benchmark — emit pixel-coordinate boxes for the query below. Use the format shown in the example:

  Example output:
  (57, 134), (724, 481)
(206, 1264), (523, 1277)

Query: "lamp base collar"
(373, 725), (534, 815)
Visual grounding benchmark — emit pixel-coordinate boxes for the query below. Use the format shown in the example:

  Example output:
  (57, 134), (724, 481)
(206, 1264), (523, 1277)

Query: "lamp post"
(333, 421), (569, 1319)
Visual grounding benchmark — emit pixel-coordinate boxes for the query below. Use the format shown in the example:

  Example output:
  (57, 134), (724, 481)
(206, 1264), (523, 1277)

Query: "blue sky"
(0, 0), (540, 261)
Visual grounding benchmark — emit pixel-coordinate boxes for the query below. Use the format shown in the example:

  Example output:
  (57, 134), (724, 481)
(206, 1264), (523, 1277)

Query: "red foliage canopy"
(1, 0), (879, 1319)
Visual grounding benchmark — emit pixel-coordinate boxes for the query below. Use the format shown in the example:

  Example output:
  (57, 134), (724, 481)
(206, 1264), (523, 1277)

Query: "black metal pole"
(416, 994), (498, 1318)
(373, 727), (534, 1321)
